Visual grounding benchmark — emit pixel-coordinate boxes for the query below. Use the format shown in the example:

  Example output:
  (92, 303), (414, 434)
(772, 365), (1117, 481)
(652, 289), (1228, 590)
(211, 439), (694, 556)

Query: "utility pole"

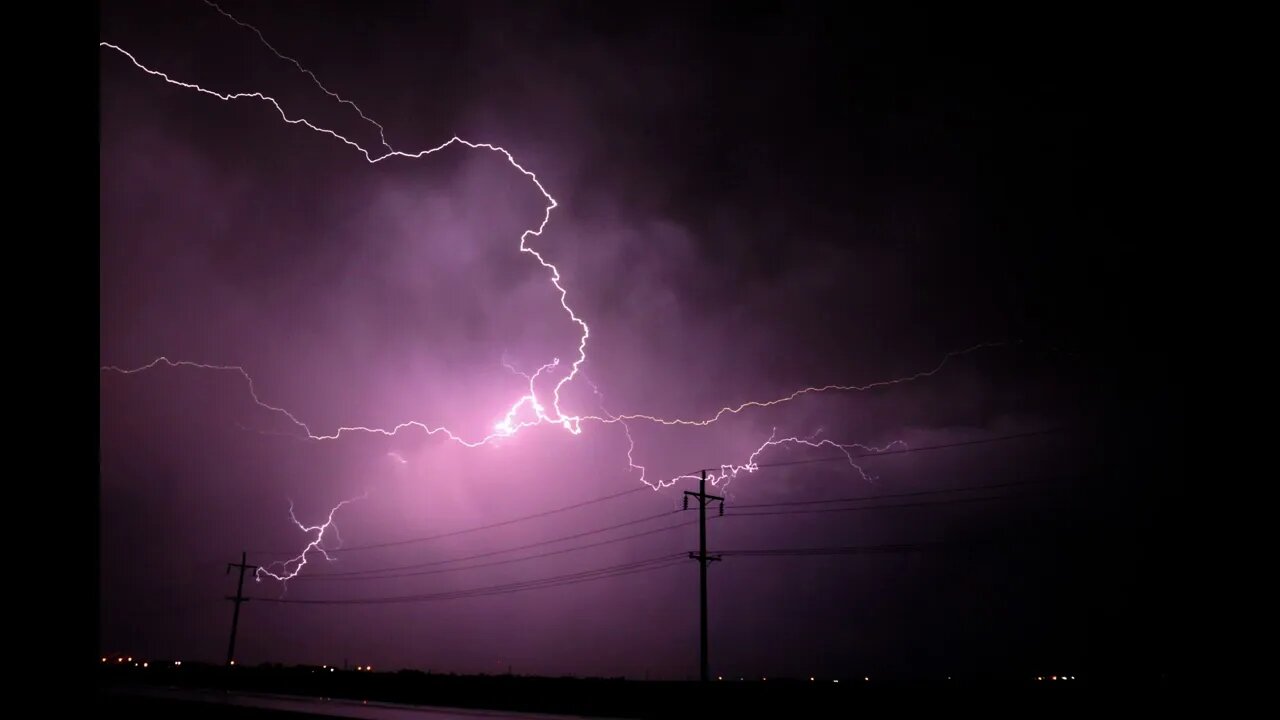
(226, 551), (258, 667)
(684, 469), (723, 683)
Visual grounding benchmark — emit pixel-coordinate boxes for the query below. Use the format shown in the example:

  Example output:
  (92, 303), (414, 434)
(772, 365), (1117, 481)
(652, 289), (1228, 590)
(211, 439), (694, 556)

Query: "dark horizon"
(100, 1), (1182, 685)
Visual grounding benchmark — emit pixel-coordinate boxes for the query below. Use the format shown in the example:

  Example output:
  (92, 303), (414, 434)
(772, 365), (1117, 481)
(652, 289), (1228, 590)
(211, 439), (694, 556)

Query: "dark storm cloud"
(100, 1), (1177, 680)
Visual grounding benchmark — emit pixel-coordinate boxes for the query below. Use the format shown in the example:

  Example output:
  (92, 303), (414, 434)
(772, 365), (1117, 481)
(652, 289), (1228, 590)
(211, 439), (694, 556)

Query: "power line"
(254, 554), (687, 605)
(277, 482), (1055, 580)
(717, 541), (978, 556)
(292, 517), (698, 582)
(303, 510), (683, 578)
(284, 484), (1047, 581)
(730, 478), (1051, 509)
(256, 532), (1063, 606)
(251, 429), (1068, 558)
(720, 492), (1052, 518)
(712, 538), (1045, 557)
(251, 486), (648, 556)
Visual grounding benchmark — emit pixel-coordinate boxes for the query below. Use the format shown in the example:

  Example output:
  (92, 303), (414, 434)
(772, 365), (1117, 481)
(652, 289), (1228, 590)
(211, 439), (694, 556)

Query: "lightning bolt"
(583, 377), (650, 488)
(583, 341), (1005, 428)
(100, 5), (1011, 578)
(99, 35), (587, 445)
(660, 429), (910, 491)
(256, 494), (367, 583)
(201, 0), (395, 156)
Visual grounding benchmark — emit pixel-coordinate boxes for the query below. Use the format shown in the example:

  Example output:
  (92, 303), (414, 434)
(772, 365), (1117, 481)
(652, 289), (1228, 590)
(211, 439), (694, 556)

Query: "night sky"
(99, 1), (1181, 682)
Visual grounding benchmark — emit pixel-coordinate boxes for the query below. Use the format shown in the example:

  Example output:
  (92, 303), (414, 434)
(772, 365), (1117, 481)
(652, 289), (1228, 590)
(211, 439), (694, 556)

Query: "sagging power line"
(249, 428), (1064, 558)
(307, 510), (683, 578)
(250, 486), (648, 556)
(727, 478), (1052, 509)
(254, 554), (687, 605)
(291, 518), (699, 582)
(253, 536), (1056, 607)
(720, 492), (1054, 518)
(279, 479), (1059, 581)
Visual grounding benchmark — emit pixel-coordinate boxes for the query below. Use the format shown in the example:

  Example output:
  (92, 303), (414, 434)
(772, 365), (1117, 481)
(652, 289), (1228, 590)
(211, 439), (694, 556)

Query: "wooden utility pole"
(684, 470), (723, 683)
(225, 551), (258, 667)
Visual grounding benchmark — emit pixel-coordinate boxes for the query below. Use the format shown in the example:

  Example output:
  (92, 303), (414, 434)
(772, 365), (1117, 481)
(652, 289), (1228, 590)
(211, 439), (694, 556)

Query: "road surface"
(105, 685), (619, 720)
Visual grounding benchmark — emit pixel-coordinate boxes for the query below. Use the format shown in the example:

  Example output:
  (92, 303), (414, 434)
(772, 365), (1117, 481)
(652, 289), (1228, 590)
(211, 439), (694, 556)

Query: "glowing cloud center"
(100, 2), (1003, 581)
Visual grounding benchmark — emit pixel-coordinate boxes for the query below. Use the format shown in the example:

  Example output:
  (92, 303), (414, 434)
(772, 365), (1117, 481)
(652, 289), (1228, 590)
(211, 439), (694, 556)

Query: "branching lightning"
(256, 494), (367, 583)
(675, 430), (911, 491)
(100, 4), (1007, 580)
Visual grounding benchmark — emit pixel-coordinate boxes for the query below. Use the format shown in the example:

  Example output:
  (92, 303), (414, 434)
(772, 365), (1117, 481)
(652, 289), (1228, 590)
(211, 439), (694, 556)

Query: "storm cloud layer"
(100, 1), (1178, 681)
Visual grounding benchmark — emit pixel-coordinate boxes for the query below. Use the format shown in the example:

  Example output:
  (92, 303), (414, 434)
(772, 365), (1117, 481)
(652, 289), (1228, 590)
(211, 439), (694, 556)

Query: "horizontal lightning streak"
(582, 341), (1005, 428)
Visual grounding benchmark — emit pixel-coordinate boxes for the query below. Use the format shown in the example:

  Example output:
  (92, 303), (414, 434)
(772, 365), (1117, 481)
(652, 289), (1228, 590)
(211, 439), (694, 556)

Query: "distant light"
(717, 676), (723, 681)
(1071, 676), (1076, 680)
(127, 657), (133, 662)
(833, 679), (839, 684)
(230, 660), (236, 666)
(1051, 676), (1056, 681)
(330, 668), (335, 672)
(101, 657), (107, 663)
(864, 677), (869, 682)
(323, 665), (327, 669)
(1037, 677), (1043, 681)
(117, 658), (123, 663)
(947, 676), (952, 680)
(809, 677), (815, 682)
(762, 677), (767, 681)
(175, 661), (182, 666)
(368, 666), (373, 671)
(143, 662), (148, 668)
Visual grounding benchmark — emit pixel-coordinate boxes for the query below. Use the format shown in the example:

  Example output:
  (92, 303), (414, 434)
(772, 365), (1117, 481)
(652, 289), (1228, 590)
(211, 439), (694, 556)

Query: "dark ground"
(102, 694), (331, 719)
(98, 663), (1175, 718)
